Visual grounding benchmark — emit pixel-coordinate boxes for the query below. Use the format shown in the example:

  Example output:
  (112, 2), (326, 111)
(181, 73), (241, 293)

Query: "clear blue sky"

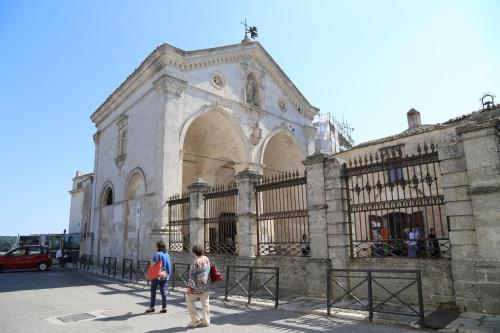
(1, 1), (499, 235)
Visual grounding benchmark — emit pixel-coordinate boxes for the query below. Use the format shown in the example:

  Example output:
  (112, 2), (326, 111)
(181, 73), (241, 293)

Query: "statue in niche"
(250, 122), (262, 145)
(246, 73), (258, 107)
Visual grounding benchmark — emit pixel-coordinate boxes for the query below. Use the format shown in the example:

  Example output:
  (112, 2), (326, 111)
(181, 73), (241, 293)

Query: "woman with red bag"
(145, 240), (171, 313)
(185, 245), (211, 328)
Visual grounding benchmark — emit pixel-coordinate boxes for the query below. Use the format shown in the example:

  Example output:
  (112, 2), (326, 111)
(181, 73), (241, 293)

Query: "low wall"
(348, 258), (455, 309)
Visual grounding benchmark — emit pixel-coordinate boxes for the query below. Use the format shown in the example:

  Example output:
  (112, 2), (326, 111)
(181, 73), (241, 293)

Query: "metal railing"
(80, 254), (92, 270)
(167, 193), (190, 252)
(204, 184), (239, 255)
(343, 142), (450, 259)
(102, 256), (117, 277)
(122, 259), (133, 281)
(256, 171), (309, 257)
(136, 260), (150, 285)
(225, 266), (279, 309)
(171, 263), (190, 291)
(327, 269), (425, 326)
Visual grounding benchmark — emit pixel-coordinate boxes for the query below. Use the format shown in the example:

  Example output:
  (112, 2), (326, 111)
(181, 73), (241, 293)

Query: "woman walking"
(185, 245), (211, 328)
(145, 240), (171, 313)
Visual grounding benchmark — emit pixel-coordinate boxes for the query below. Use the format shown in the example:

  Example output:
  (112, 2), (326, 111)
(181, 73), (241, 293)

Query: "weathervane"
(241, 19), (258, 39)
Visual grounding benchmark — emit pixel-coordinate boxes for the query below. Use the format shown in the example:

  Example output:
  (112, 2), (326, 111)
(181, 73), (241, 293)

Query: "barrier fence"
(80, 254), (92, 270)
(327, 268), (425, 326)
(225, 265), (279, 309)
(171, 262), (191, 291)
(102, 256), (117, 277)
(122, 259), (133, 281)
(136, 260), (150, 285)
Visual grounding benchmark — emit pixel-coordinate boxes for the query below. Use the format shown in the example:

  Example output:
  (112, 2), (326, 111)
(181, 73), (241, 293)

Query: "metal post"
(274, 268), (279, 309)
(122, 259), (125, 279)
(113, 259), (116, 277)
(417, 271), (425, 327)
(248, 267), (253, 305)
(224, 266), (230, 301)
(171, 264), (176, 291)
(367, 271), (373, 322)
(102, 257), (105, 274)
(327, 269), (331, 316)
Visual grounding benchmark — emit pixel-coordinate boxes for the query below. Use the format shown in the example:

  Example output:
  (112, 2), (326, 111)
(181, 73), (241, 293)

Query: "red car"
(0, 245), (52, 272)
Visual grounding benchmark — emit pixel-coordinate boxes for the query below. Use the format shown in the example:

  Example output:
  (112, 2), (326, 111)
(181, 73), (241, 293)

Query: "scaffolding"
(313, 112), (354, 154)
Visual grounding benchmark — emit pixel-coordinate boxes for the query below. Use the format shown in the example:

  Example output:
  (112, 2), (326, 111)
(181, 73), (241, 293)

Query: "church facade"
(84, 40), (320, 262)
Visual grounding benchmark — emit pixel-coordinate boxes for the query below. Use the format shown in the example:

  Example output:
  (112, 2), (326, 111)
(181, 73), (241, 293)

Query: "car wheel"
(38, 262), (48, 272)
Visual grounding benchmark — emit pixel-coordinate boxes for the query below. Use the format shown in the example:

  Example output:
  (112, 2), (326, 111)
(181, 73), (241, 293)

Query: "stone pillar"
(188, 179), (209, 249)
(235, 168), (261, 258)
(324, 156), (351, 268)
(438, 132), (476, 311)
(456, 118), (500, 313)
(303, 153), (329, 259)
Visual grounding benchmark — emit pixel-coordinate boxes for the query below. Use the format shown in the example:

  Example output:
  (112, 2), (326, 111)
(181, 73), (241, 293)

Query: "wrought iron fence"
(327, 269), (425, 326)
(171, 262), (190, 291)
(256, 171), (309, 256)
(80, 254), (92, 270)
(224, 265), (280, 309)
(168, 193), (190, 252)
(204, 183), (238, 255)
(136, 260), (150, 286)
(343, 143), (450, 259)
(122, 258), (133, 281)
(102, 256), (117, 277)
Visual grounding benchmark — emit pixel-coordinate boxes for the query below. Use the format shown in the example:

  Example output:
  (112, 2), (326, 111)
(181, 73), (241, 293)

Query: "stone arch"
(261, 129), (306, 177)
(180, 106), (251, 189)
(98, 181), (115, 262)
(122, 168), (147, 258)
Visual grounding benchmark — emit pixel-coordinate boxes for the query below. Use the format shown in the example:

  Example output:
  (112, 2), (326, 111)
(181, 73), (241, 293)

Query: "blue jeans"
(150, 279), (167, 308)
(408, 245), (417, 257)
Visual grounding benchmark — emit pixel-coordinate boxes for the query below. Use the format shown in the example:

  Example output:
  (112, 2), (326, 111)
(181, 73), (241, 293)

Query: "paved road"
(0, 267), (421, 332)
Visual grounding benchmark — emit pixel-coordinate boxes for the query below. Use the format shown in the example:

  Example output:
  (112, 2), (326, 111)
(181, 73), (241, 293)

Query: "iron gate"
(343, 143), (450, 258)
(256, 171), (309, 256)
(167, 193), (190, 252)
(204, 183), (238, 255)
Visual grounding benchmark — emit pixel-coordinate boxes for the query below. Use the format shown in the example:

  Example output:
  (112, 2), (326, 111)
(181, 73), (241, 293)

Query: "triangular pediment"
(92, 41), (319, 125)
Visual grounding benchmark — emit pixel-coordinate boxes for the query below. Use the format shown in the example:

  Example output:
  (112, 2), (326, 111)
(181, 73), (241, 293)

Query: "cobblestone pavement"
(0, 267), (422, 333)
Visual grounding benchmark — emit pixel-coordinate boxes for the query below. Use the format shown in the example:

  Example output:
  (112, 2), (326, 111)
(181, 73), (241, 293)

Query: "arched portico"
(123, 168), (147, 259)
(180, 107), (251, 189)
(261, 130), (306, 177)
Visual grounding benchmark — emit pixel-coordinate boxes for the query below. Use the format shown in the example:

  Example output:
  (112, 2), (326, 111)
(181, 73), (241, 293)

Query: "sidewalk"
(65, 265), (500, 332)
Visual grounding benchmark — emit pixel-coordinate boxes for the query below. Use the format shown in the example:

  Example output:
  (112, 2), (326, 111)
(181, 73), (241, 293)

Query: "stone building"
(68, 171), (93, 234)
(80, 37), (500, 315)
(85, 40), (328, 263)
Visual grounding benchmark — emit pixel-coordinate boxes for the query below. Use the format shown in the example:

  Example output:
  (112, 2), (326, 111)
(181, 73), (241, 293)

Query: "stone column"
(235, 168), (261, 258)
(324, 156), (351, 268)
(438, 132), (476, 311)
(188, 179), (209, 249)
(302, 153), (329, 259)
(456, 118), (500, 313)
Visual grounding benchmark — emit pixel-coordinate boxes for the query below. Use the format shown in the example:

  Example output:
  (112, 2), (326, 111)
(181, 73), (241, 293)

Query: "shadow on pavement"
(0, 267), (114, 293)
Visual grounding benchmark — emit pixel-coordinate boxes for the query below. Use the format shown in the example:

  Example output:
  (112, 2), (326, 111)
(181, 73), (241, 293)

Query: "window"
(76, 182), (83, 189)
(104, 187), (114, 206)
(10, 248), (27, 256)
(388, 167), (404, 183)
(28, 247), (41, 255)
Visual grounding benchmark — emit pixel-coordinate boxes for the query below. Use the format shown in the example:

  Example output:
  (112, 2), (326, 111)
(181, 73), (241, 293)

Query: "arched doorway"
(98, 182), (114, 260)
(181, 110), (249, 190)
(123, 169), (147, 259)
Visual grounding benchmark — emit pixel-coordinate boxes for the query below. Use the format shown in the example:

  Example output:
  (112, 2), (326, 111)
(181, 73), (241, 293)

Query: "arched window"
(104, 187), (114, 206)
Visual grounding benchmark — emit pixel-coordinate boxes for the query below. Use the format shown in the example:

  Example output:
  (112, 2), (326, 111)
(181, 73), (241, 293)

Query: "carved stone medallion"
(249, 122), (262, 145)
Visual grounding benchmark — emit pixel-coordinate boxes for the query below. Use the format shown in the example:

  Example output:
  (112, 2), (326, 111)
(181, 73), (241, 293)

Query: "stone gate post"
(235, 168), (261, 258)
(188, 179), (209, 248)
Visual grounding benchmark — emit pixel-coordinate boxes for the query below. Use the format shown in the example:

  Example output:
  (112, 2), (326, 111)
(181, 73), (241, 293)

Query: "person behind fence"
(301, 233), (310, 256)
(406, 227), (417, 257)
(429, 227), (441, 257)
(185, 244), (211, 328)
(145, 240), (171, 313)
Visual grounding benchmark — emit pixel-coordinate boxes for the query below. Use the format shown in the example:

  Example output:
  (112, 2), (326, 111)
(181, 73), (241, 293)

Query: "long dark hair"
(156, 240), (166, 253)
